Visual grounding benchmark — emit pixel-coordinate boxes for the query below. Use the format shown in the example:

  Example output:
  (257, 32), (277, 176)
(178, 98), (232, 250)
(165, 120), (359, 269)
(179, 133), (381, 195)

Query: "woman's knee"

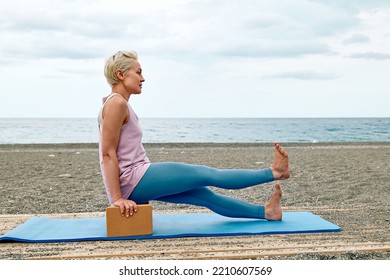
(186, 186), (218, 200)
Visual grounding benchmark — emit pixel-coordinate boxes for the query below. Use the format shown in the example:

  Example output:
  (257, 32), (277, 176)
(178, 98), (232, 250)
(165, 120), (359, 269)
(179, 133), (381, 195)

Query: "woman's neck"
(111, 85), (131, 101)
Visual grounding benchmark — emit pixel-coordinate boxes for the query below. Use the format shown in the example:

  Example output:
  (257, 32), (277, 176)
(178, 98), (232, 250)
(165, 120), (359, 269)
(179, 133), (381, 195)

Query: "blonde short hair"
(104, 50), (138, 86)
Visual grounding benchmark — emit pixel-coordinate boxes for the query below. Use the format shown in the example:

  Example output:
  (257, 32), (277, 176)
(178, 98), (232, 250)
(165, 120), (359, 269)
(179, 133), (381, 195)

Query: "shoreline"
(0, 141), (389, 148)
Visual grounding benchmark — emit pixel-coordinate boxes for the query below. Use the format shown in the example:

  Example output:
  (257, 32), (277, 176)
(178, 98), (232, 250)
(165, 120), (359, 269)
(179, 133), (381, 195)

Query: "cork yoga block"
(106, 204), (153, 237)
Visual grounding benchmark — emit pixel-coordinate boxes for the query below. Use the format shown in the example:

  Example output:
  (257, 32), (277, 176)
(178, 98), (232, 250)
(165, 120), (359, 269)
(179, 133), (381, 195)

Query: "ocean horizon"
(0, 117), (389, 144)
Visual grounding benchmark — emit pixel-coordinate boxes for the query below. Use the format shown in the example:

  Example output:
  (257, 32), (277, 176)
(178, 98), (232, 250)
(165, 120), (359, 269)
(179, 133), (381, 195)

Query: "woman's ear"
(115, 70), (124, 81)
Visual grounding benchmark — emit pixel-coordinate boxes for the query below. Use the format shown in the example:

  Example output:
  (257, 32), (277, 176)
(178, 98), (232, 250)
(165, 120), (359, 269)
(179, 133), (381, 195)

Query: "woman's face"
(122, 60), (145, 94)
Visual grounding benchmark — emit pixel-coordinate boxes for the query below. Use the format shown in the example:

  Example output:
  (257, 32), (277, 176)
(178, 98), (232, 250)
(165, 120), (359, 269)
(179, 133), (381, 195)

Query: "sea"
(0, 118), (389, 144)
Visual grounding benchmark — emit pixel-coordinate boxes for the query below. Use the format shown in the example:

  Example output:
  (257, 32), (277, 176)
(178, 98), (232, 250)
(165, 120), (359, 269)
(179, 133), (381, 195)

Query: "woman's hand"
(113, 197), (138, 218)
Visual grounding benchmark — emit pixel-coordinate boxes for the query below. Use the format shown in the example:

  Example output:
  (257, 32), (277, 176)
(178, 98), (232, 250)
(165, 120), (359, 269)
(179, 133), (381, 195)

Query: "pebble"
(58, 174), (72, 178)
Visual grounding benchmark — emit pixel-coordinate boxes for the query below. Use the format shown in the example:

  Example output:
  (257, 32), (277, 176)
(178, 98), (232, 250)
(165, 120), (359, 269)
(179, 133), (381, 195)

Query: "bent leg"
(130, 162), (274, 203)
(157, 187), (265, 219)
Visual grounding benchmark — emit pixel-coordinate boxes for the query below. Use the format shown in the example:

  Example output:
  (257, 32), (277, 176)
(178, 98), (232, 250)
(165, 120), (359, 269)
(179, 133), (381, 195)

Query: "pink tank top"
(98, 93), (151, 204)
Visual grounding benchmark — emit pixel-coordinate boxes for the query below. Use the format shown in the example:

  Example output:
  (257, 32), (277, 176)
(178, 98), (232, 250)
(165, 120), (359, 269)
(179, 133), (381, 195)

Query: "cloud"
(342, 33), (370, 44)
(308, 0), (390, 11)
(0, 1), (136, 60)
(133, 0), (359, 59)
(1, 0), (388, 63)
(263, 70), (339, 80)
(349, 52), (390, 59)
(0, 0), (364, 61)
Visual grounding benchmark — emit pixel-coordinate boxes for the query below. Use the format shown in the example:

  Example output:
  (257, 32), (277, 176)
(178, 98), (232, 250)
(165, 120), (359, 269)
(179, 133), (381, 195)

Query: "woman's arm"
(101, 96), (138, 217)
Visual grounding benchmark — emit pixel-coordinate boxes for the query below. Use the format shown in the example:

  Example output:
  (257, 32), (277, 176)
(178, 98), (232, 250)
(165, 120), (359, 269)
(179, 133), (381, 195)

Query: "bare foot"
(270, 143), (290, 180)
(265, 182), (282, 221)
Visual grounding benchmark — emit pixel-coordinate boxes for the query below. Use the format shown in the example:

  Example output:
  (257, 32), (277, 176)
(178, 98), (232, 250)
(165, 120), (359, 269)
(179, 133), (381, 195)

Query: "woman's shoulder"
(102, 94), (129, 122)
(104, 94), (128, 109)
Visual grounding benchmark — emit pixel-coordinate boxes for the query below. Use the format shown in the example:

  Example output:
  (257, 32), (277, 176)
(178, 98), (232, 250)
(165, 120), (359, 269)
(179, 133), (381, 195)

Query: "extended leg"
(130, 162), (274, 203)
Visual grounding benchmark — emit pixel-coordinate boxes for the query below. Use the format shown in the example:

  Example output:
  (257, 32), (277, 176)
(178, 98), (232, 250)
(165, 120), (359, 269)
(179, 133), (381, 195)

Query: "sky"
(0, 0), (389, 118)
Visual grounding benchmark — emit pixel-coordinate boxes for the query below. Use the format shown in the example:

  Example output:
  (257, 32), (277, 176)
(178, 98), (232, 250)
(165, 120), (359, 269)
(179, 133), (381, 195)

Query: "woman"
(98, 51), (290, 221)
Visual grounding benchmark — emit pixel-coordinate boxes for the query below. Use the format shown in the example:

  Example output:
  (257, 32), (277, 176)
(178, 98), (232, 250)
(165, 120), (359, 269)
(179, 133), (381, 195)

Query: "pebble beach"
(0, 142), (389, 259)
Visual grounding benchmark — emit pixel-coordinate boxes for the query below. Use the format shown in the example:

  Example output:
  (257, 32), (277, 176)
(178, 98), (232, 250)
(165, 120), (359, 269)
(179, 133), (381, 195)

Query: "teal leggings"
(129, 162), (274, 219)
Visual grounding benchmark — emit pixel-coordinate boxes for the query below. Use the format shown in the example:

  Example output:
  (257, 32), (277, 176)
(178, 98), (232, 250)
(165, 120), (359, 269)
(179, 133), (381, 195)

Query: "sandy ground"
(0, 143), (389, 260)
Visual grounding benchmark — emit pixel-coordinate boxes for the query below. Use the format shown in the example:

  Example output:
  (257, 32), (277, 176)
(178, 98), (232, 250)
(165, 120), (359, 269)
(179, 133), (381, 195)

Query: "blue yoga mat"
(0, 212), (340, 243)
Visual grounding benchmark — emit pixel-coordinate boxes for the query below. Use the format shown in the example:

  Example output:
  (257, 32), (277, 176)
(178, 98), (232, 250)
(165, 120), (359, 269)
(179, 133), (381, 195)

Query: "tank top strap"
(98, 93), (123, 128)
